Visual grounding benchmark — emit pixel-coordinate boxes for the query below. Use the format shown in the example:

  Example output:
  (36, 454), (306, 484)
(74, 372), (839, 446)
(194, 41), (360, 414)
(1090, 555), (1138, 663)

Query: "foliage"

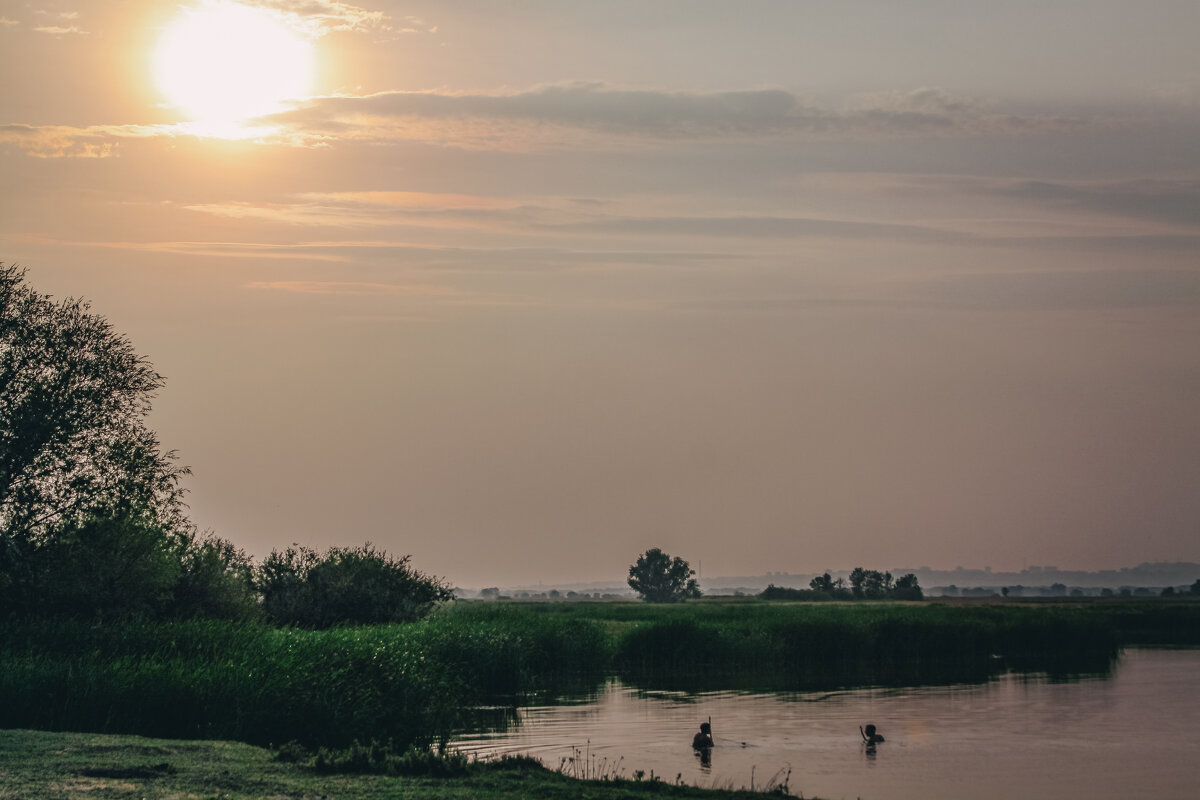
(759, 570), (921, 602)
(892, 572), (924, 600)
(760, 584), (833, 601)
(257, 543), (453, 628)
(0, 508), (259, 622)
(15, 512), (183, 620)
(0, 265), (189, 552)
(172, 531), (260, 620)
(5, 601), (1198, 752)
(627, 547), (701, 603)
(809, 572), (850, 597)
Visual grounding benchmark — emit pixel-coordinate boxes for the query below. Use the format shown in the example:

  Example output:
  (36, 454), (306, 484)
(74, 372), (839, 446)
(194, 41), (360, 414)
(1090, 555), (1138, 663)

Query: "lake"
(452, 647), (1198, 799)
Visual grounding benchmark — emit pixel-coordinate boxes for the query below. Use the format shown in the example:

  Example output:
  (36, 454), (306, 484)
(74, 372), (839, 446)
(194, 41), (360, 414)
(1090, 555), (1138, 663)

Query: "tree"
(892, 572), (923, 600)
(1, 266), (189, 555)
(809, 572), (850, 595)
(627, 547), (701, 603)
(849, 567), (893, 599)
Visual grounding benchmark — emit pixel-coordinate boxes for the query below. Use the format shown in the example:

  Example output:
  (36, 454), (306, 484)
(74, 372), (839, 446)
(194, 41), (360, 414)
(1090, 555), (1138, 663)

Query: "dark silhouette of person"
(692, 721), (714, 750)
(862, 723), (885, 745)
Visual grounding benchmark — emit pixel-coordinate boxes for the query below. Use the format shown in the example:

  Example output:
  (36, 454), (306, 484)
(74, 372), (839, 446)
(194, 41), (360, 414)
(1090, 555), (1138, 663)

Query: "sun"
(154, 1), (313, 135)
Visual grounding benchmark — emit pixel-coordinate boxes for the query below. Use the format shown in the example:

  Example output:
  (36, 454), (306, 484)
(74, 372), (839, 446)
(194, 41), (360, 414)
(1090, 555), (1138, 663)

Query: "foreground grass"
(0, 729), (796, 800)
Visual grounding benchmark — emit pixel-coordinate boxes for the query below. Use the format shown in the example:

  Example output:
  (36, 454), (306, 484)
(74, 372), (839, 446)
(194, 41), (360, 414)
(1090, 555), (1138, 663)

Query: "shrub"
(18, 512), (183, 620)
(173, 532), (260, 620)
(258, 543), (452, 628)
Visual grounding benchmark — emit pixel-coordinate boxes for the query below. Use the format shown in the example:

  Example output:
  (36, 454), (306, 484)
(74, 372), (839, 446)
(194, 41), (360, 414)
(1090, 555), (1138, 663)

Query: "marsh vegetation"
(3, 599), (1195, 754)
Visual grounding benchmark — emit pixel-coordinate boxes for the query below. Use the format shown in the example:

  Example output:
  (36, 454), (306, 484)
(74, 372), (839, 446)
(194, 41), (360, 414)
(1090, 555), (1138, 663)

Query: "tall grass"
(2, 600), (1193, 749)
(0, 612), (608, 748)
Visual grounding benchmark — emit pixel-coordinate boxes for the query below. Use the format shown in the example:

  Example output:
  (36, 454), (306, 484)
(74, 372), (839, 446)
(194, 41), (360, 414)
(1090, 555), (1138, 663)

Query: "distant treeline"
(939, 581), (1200, 598)
(760, 568), (924, 601)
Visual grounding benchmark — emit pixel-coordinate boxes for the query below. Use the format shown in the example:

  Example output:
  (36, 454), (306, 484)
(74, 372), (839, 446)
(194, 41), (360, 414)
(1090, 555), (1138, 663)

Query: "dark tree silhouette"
(627, 547), (701, 603)
(257, 543), (452, 627)
(810, 572), (845, 593)
(1, 265), (189, 549)
(892, 572), (923, 600)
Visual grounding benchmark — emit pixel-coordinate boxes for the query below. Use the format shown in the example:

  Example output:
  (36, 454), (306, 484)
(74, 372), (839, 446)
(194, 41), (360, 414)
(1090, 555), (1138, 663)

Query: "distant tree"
(1190, 579), (1200, 596)
(257, 543), (452, 628)
(892, 573), (923, 601)
(1, 266), (189, 561)
(761, 584), (817, 601)
(849, 567), (894, 599)
(809, 572), (846, 594)
(480, 587), (500, 600)
(1161, 586), (1176, 597)
(848, 567), (867, 598)
(627, 547), (701, 603)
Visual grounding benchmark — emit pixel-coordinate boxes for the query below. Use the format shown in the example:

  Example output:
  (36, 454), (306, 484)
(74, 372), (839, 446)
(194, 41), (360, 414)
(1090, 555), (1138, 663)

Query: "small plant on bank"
(309, 739), (469, 776)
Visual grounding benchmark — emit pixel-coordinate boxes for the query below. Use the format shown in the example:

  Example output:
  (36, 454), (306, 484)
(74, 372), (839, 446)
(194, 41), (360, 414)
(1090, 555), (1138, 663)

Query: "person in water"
(862, 724), (884, 744)
(692, 722), (714, 749)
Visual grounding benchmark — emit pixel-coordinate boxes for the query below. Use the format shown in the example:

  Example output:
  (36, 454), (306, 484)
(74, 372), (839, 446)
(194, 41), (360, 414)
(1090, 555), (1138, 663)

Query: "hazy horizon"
(4, 1), (1199, 588)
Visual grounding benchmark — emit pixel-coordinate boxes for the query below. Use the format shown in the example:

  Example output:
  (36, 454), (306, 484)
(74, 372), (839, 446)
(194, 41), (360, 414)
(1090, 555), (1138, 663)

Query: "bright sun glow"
(154, 1), (313, 137)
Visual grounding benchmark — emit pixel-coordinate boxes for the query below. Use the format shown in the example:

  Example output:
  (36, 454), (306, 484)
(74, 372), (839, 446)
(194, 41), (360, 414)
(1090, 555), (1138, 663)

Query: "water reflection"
(452, 649), (1199, 800)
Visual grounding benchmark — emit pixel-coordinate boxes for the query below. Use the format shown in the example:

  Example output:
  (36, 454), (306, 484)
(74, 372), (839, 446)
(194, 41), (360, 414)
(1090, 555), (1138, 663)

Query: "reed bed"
(2, 600), (1194, 749)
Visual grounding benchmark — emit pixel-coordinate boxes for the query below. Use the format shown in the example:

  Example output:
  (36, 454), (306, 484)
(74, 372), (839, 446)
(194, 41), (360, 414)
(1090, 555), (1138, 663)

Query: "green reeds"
(2, 599), (1193, 750)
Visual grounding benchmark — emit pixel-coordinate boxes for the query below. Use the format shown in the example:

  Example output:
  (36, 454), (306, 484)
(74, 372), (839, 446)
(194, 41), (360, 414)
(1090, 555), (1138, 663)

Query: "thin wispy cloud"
(245, 280), (453, 296)
(0, 122), (195, 158)
(270, 83), (1094, 149)
(33, 25), (87, 35)
(247, 0), (430, 38)
(1000, 179), (1200, 229)
(908, 268), (1200, 310)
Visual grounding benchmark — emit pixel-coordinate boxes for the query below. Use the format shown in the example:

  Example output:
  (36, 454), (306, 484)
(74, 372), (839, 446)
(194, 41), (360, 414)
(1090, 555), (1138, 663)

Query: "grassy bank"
(2, 600), (1196, 750)
(0, 728), (798, 800)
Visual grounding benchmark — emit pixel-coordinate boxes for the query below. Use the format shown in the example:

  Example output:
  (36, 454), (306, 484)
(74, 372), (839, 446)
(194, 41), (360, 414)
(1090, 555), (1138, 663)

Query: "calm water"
(452, 648), (1199, 800)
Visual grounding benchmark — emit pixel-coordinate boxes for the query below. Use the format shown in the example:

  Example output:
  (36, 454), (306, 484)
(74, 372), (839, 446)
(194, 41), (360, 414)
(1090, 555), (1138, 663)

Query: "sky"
(3, 1), (1200, 588)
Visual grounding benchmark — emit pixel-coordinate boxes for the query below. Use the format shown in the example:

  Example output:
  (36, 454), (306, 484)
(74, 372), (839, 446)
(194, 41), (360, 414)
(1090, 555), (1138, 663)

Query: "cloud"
(246, 1), (428, 38)
(0, 17), (19, 26)
(181, 196), (551, 232)
(549, 214), (978, 245)
(270, 83), (1093, 149)
(1001, 179), (1200, 229)
(245, 280), (453, 296)
(909, 269), (1200, 310)
(67, 237), (734, 273)
(33, 25), (87, 35)
(0, 122), (185, 157)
